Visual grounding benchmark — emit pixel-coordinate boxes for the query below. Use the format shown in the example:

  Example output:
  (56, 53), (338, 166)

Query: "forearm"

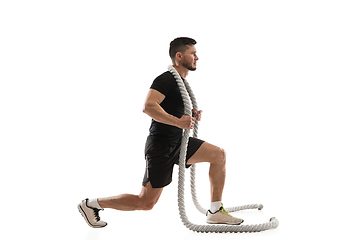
(143, 103), (180, 128)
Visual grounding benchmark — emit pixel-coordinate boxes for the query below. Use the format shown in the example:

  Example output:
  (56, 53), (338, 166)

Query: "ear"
(175, 52), (182, 61)
(174, 52), (182, 66)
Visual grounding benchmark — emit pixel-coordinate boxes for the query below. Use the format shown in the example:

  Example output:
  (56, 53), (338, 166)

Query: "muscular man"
(78, 37), (243, 228)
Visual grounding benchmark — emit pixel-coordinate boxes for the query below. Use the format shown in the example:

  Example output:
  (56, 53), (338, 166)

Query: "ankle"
(88, 198), (103, 209)
(210, 201), (222, 213)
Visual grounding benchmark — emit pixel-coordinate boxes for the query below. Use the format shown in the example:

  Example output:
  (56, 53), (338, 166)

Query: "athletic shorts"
(142, 136), (205, 188)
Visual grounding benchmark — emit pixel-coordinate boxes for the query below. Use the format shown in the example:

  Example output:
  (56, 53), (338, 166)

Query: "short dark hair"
(169, 37), (197, 62)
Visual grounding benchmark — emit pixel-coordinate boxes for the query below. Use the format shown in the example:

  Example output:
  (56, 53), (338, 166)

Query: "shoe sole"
(77, 203), (107, 228)
(206, 219), (244, 225)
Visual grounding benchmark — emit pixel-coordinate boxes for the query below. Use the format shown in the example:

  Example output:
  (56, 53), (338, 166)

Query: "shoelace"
(207, 203), (232, 217)
(217, 203), (232, 216)
(93, 208), (101, 222)
(219, 206), (232, 217)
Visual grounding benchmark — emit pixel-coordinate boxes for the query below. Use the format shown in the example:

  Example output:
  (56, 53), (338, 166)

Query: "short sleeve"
(150, 72), (174, 97)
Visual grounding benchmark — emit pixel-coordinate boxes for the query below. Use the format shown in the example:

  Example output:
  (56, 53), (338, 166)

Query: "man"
(77, 37), (243, 228)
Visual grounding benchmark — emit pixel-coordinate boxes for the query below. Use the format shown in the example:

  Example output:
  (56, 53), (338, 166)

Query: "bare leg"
(97, 182), (163, 211)
(209, 152), (226, 202)
(187, 142), (226, 202)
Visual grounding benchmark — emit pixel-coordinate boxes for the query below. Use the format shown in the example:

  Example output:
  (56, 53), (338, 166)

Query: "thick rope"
(168, 65), (279, 233)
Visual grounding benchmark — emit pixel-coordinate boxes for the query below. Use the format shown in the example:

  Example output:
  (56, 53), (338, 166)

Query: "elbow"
(143, 103), (152, 115)
(143, 101), (160, 117)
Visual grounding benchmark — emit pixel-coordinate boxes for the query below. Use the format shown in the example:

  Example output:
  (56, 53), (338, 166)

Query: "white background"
(1, 0), (359, 239)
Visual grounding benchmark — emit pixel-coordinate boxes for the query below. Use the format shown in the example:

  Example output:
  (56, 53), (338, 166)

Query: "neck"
(173, 64), (189, 79)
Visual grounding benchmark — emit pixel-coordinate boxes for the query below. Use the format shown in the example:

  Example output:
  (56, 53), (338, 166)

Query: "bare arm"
(143, 89), (195, 129)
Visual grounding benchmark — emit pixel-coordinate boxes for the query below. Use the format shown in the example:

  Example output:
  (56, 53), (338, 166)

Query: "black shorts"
(142, 136), (205, 188)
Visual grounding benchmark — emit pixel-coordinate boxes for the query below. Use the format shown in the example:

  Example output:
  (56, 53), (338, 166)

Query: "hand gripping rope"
(168, 65), (279, 233)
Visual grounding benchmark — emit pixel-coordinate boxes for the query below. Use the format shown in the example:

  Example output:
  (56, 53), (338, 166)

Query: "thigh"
(143, 137), (178, 188)
(187, 141), (222, 165)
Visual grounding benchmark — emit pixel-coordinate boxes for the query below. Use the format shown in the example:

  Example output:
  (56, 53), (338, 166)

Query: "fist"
(178, 115), (196, 129)
(192, 109), (202, 121)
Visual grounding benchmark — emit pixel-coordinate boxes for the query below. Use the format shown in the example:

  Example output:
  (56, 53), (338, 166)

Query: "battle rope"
(168, 65), (279, 233)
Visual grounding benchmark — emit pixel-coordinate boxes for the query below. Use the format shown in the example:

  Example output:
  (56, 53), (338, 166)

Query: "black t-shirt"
(148, 71), (184, 144)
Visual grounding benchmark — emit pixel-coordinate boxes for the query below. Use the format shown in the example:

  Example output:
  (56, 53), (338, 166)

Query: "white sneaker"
(206, 203), (244, 225)
(78, 198), (107, 228)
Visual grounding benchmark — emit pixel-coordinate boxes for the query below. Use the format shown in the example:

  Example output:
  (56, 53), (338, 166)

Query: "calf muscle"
(98, 182), (163, 211)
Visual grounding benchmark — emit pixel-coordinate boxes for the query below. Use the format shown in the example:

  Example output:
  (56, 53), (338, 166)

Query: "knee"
(139, 200), (157, 211)
(211, 147), (226, 165)
(219, 148), (226, 164)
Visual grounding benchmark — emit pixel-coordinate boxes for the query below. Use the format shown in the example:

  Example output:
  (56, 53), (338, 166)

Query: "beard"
(182, 60), (197, 71)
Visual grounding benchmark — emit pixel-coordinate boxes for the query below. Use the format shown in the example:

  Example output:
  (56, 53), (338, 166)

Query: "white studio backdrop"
(1, 1), (359, 239)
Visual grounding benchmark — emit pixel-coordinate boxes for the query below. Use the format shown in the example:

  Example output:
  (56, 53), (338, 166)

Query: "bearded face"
(179, 45), (198, 71)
